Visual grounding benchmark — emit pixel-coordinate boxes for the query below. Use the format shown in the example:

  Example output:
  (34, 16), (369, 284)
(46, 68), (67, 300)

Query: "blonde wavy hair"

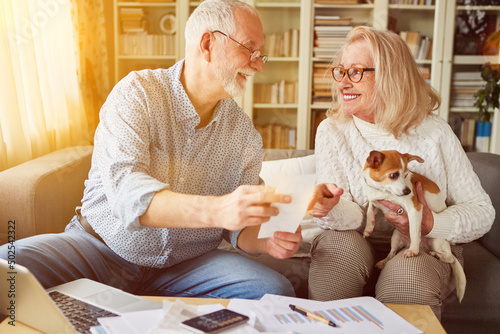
(327, 26), (440, 138)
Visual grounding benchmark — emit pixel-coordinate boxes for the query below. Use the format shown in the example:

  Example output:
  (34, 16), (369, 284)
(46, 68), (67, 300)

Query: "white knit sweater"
(313, 114), (495, 244)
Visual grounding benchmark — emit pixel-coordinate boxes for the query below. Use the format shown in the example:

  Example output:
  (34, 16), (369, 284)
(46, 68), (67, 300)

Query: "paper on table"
(228, 294), (423, 334)
(97, 301), (224, 334)
(258, 173), (316, 239)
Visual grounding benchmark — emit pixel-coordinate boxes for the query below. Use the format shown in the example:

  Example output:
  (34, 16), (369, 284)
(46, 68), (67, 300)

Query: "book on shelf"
(312, 62), (333, 104)
(120, 33), (175, 56)
(263, 29), (300, 58)
(254, 80), (298, 104)
(256, 124), (297, 149)
(389, 0), (434, 4)
(449, 114), (491, 153)
(476, 121), (491, 153)
(315, 0), (359, 4)
(399, 31), (432, 60)
(314, 16), (353, 26)
(310, 109), (328, 148)
(119, 8), (147, 33)
(450, 71), (483, 108)
(314, 25), (353, 59)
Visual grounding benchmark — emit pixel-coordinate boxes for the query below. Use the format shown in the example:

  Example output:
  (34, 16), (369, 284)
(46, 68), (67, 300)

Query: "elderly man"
(0, 0), (302, 299)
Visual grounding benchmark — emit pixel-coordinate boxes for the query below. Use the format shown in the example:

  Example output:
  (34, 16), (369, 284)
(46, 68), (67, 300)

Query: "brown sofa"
(0, 146), (93, 244)
(1, 147), (499, 333)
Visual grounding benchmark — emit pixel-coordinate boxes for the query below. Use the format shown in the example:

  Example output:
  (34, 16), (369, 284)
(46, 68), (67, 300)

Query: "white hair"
(184, 0), (259, 52)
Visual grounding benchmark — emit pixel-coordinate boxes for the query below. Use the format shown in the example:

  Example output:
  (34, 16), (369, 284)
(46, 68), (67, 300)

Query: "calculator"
(180, 309), (250, 333)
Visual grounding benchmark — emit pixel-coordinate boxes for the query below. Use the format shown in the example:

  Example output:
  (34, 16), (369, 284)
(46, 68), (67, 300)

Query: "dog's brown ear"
(403, 153), (424, 164)
(367, 150), (385, 169)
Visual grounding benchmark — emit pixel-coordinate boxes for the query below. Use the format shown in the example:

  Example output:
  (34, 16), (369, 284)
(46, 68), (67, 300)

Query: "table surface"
(1, 296), (446, 334)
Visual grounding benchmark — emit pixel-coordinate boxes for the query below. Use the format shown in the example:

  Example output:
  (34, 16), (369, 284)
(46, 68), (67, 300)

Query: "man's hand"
(306, 183), (344, 218)
(265, 226), (303, 259)
(211, 185), (291, 231)
(379, 182), (434, 236)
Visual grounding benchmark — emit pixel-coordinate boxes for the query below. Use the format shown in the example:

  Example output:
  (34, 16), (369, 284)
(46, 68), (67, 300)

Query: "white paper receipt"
(258, 173), (316, 239)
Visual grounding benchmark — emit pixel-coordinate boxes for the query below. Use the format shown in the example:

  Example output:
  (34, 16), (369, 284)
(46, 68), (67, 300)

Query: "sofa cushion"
(466, 152), (500, 258)
(441, 240), (500, 333)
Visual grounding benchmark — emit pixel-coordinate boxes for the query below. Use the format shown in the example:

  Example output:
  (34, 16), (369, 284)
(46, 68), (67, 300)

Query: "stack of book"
(119, 33), (175, 56)
(312, 62), (333, 104)
(450, 72), (483, 108)
(310, 109), (328, 147)
(399, 31), (432, 60)
(119, 8), (147, 33)
(315, 0), (359, 4)
(256, 124), (297, 149)
(389, 0), (434, 4)
(263, 29), (300, 58)
(253, 80), (298, 104)
(313, 15), (353, 59)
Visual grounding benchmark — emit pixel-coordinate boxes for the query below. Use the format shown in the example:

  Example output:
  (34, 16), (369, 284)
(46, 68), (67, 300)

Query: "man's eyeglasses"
(331, 67), (375, 83)
(212, 30), (268, 64)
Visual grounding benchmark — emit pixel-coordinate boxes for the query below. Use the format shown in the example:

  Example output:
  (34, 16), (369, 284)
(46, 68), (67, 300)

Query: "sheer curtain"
(0, 0), (109, 171)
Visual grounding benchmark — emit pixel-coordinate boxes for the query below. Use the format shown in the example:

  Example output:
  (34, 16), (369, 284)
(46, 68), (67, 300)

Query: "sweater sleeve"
(313, 120), (365, 231)
(426, 122), (495, 244)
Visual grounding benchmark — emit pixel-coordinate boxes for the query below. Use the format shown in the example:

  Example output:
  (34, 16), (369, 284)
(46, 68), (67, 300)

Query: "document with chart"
(228, 294), (423, 334)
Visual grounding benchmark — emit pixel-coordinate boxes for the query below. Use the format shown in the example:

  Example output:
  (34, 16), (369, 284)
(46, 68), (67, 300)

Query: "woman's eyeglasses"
(331, 67), (375, 83)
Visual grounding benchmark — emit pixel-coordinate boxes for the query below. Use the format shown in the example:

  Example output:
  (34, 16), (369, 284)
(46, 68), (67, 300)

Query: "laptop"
(0, 259), (162, 333)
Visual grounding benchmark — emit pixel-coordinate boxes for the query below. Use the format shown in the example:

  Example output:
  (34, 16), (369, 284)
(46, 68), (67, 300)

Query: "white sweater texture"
(313, 114), (495, 245)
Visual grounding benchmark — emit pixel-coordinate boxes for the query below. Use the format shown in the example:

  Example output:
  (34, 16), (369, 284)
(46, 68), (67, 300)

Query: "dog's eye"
(389, 172), (399, 180)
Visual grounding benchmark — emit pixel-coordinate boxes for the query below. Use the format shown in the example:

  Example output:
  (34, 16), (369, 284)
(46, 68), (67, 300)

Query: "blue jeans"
(0, 220), (295, 299)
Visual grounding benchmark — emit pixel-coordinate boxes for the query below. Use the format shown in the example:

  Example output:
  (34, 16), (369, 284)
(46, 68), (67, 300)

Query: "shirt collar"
(171, 59), (226, 130)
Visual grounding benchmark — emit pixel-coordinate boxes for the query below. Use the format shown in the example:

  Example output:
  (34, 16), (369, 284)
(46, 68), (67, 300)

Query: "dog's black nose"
(403, 188), (411, 196)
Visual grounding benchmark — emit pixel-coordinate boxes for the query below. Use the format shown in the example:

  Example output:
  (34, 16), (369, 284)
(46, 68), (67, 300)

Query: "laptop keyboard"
(49, 291), (118, 334)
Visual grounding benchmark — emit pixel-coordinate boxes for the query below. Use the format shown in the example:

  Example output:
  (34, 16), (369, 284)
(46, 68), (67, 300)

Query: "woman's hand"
(265, 226), (303, 259)
(306, 183), (344, 218)
(379, 182), (434, 236)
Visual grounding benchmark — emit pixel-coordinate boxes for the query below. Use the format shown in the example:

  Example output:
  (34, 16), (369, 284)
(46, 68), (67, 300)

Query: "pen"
(289, 304), (337, 328)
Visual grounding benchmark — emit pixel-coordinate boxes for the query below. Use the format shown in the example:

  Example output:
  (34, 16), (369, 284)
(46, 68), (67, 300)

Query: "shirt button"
(187, 138), (192, 144)
(163, 250), (170, 256)
(179, 177), (185, 182)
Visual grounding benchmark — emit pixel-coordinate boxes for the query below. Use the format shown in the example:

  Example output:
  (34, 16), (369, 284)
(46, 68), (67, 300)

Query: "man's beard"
(214, 57), (255, 97)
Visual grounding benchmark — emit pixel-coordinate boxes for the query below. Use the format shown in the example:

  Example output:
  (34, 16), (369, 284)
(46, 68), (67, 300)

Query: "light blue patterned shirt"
(81, 60), (262, 268)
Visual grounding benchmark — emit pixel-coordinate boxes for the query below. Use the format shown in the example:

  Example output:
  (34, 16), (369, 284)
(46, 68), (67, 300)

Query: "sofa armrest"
(0, 146), (93, 244)
(466, 152), (500, 258)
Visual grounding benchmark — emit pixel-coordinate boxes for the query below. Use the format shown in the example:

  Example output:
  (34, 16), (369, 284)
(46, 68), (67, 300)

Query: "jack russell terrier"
(362, 150), (466, 302)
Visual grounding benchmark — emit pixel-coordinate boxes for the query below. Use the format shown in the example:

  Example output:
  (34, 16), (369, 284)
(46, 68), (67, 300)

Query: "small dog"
(362, 150), (466, 302)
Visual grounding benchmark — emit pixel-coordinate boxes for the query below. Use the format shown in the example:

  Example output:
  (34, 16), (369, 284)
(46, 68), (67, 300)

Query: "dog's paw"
(375, 260), (387, 269)
(403, 249), (418, 258)
(428, 251), (440, 259)
(363, 222), (375, 238)
(363, 230), (372, 238)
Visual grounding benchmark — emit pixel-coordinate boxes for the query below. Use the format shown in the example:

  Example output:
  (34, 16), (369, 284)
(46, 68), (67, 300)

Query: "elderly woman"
(306, 26), (494, 319)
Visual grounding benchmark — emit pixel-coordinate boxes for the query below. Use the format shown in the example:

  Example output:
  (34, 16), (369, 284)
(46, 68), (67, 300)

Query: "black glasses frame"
(212, 30), (268, 64)
(331, 66), (375, 83)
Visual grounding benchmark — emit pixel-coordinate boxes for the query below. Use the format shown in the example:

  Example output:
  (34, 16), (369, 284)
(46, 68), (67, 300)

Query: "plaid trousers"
(308, 230), (463, 320)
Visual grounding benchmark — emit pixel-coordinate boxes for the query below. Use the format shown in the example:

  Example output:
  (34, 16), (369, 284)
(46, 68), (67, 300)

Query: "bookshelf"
(309, 0), (382, 148)
(439, 1), (500, 154)
(113, 1), (183, 83)
(111, 0), (500, 153)
(243, 0), (305, 149)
